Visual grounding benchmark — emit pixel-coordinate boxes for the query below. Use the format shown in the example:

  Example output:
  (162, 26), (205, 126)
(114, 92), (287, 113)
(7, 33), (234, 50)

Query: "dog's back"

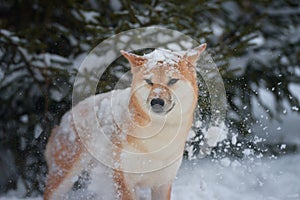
(44, 88), (131, 199)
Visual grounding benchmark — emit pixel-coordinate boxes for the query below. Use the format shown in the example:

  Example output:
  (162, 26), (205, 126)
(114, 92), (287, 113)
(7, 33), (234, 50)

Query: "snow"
(1, 154), (300, 200)
(252, 84), (300, 146)
(49, 88), (64, 102)
(34, 124), (43, 139)
(204, 124), (227, 147)
(288, 83), (300, 103)
(153, 88), (162, 95)
(143, 49), (183, 70)
(142, 46), (204, 72)
(110, 0), (122, 11)
(0, 68), (4, 81)
(80, 10), (99, 23)
(292, 106), (299, 111)
(211, 24), (223, 37)
(173, 154), (300, 200)
(231, 132), (238, 145)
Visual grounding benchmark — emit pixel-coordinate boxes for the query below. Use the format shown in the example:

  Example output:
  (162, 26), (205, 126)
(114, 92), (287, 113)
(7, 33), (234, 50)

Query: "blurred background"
(0, 0), (299, 198)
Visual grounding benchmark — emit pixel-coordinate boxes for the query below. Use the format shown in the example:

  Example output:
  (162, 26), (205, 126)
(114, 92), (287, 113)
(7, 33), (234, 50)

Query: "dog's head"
(121, 44), (206, 118)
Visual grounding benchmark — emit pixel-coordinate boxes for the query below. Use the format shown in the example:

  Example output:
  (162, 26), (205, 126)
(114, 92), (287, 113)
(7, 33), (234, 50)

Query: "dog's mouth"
(151, 104), (164, 114)
(150, 98), (175, 115)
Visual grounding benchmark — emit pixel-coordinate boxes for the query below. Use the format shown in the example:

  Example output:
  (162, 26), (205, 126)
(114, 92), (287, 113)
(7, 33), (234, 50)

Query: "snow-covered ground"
(1, 153), (299, 200)
(173, 154), (300, 200)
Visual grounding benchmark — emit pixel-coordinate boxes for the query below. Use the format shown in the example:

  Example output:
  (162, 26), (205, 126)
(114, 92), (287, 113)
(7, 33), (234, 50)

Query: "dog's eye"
(145, 79), (153, 86)
(168, 78), (179, 85)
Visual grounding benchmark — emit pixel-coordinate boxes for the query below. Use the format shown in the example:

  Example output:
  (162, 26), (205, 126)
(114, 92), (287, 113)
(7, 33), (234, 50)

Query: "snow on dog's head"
(121, 44), (206, 120)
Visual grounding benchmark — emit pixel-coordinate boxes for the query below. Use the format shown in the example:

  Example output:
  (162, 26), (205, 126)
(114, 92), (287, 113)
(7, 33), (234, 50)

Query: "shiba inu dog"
(44, 43), (207, 200)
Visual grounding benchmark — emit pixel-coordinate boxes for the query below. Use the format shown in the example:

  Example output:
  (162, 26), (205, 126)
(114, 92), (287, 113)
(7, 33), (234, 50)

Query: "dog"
(44, 43), (207, 200)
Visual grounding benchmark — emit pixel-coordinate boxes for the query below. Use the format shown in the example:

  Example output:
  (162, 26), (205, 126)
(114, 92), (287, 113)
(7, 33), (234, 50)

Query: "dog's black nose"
(151, 98), (165, 107)
(150, 98), (165, 113)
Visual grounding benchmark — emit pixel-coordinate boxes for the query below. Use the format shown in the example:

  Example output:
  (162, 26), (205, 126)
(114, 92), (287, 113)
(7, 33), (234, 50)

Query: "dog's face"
(121, 44), (206, 118)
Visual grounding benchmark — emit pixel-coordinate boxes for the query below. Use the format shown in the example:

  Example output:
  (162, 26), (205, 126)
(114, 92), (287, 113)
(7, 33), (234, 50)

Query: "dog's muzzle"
(150, 98), (165, 114)
(150, 98), (175, 114)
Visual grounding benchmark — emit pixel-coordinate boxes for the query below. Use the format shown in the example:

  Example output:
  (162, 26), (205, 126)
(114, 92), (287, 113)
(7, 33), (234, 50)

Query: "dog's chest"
(123, 158), (182, 187)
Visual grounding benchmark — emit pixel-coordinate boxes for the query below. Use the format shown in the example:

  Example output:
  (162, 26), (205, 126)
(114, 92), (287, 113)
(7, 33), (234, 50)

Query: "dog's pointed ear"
(184, 43), (207, 66)
(121, 50), (147, 72)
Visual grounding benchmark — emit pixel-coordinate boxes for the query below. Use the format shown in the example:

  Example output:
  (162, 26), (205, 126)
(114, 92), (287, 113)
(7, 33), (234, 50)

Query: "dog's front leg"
(151, 182), (172, 200)
(114, 170), (136, 200)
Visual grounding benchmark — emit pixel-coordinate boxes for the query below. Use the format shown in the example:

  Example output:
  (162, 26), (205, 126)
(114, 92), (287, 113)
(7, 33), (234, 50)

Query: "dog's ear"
(184, 43), (207, 66)
(121, 50), (147, 72)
